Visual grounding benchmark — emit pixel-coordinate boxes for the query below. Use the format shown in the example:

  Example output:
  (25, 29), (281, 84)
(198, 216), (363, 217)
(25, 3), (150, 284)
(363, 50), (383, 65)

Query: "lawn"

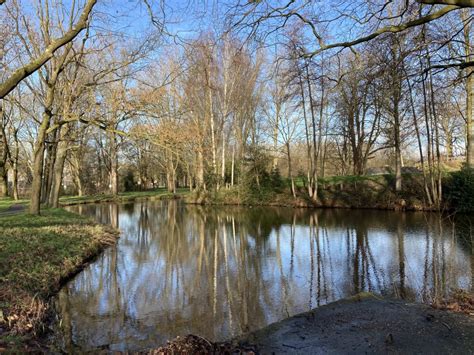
(0, 197), (28, 213)
(0, 188), (189, 350)
(0, 208), (118, 351)
(0, 188), (189, 213)
(59, 188), (189, 206)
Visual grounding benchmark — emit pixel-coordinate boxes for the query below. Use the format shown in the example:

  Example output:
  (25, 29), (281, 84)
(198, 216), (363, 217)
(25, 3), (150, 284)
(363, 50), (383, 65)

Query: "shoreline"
(0, 190), (470, 352)
(146, 293), (474, 354)
(231, 293), (474, 354)
(0, 209), (120, 352)
(182, 192), (450, 213)
(59, 189), (185, 207)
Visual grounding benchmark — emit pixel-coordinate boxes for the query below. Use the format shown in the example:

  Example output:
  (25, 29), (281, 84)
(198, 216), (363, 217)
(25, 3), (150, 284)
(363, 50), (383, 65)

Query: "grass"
(0, 188), (189, 213)
(0, 198), (28, 213)
(0, 208), (118, 351)
(0, 188), (188, 350)
(59, 188), (189, 206)
(187, 173), (437, 211)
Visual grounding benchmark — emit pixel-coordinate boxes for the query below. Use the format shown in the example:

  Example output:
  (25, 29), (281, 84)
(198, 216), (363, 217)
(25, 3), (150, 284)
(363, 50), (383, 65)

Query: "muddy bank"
(233, 293), (474, 354)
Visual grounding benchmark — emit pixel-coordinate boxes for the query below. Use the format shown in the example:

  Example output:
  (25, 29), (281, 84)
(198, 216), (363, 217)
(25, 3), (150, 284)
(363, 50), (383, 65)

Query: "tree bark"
(165, 150), (176, 193)
(0, 113), (7, 197)
(30, 121), (49, 214)
(394, 104), (402, 192)
(49, 126), (69, 208)
(221, 129), (226, 187)
(11, 129), (19, 200)
(298, 70), (313, 197)
(231, 146), (235, 187)
(463, 9), (474, 168)
(42, 137), (57, 204)
(30, 86), (55, 214)
(196, 149), (204, 190)
(286, 142), (296, 198)
(110, 140), (118, 195)
(306, 65), (318, 199)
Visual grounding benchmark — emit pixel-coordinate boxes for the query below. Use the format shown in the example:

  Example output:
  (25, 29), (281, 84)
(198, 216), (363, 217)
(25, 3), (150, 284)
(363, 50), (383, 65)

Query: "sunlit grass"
(0, 197), (28, 213)
(0, 208), (118, 349)
(59, 188), (189, 205)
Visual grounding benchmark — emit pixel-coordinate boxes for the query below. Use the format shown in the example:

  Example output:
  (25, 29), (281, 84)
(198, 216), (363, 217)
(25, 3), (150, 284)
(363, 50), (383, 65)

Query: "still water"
(56, 200), (473, 352)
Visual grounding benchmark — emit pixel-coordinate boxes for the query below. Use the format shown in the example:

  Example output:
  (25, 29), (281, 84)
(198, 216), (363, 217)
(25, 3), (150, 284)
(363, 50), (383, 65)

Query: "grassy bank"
(0, 208), (119, 351)
(184, 174), (427, 210)
(0, 189), (187, 350)
(316, 173), (428, 210)
(185, 171), (474, 212)
(0, 188), (189, 213)
(59, 188), (189, 206)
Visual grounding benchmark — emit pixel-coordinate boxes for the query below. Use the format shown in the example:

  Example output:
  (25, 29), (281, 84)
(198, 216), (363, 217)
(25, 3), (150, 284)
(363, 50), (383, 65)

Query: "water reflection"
(58, 201), (473, 352)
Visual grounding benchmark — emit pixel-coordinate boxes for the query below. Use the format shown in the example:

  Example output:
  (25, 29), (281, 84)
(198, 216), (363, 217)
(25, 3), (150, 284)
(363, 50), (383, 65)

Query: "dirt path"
(235, 294), (474, 354)
(0, 204), (26, 216)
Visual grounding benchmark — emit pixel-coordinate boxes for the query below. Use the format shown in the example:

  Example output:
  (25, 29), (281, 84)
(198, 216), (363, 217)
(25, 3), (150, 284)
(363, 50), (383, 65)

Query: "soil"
(233, 293), (474, 354)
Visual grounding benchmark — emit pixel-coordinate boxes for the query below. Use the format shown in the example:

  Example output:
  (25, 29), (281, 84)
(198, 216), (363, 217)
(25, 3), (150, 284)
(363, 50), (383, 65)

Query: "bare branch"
(427, 60), (474, 71)
(0, 0), (97, 98)
(305, 5), (460, 57)
(418, 0), (474, 6)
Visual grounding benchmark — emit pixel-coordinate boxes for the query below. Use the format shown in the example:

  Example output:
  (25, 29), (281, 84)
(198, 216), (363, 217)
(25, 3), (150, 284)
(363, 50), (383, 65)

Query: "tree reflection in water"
(57, 201), (473, 352)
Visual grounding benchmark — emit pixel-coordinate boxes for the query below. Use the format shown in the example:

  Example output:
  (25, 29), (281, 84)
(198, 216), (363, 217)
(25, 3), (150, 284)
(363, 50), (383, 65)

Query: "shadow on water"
(56, 201), (474, 352)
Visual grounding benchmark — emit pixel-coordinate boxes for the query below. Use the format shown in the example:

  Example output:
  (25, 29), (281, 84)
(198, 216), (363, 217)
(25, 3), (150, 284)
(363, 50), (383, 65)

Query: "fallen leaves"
(432, 289), (474, 315)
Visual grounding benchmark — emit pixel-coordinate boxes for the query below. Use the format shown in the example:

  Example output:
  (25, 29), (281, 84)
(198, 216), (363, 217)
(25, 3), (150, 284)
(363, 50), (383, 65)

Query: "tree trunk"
(286, 142), (296, 198)
(71, 153), (83, 196)
(30, 89), (54, 214)
(273, 104), (280, 170)
(42, 139), (57, 204)
(0, 167), (6, 197)
(467, 72), (474, 168)
(49, 131), (68, 208)
(231, 146), (235, 187)
(166, 151), (176, 193)
(209, 86), (217, 177)
(463, 9), (474, 168)
(30, 124), (48, 214)
(109, 136), (119, 195)
(221, 130), (226, 183)
(306, 65), (318, 199)
(299, 73), (313, 198)
(405, 65), (433, 205)
(11, 130), (20, 200)
(0, 159), (7, 198)
(196, 149), (204, 190)
(110, 159), (118, 195)
(12, 163), (18, 200)
(394, 108), (402, 192)
(0, 105), (8, 197)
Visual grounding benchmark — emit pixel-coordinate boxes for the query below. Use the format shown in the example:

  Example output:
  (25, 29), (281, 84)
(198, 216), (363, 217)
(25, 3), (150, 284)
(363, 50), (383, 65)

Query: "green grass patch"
(0, 208), (118, 350)
(318, 174), (390, 185)
(0, 198), (28, 213)
(59, 188), (189, 206)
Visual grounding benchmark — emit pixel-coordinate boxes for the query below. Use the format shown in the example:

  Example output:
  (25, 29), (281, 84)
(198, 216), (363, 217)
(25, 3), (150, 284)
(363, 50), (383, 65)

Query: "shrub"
(269, 167), (284, 191)
(445, 167), (474, 212)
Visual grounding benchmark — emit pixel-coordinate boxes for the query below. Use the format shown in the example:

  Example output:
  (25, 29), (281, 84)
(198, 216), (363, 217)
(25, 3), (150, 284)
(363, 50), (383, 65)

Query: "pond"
(55, 200), (473, 352)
